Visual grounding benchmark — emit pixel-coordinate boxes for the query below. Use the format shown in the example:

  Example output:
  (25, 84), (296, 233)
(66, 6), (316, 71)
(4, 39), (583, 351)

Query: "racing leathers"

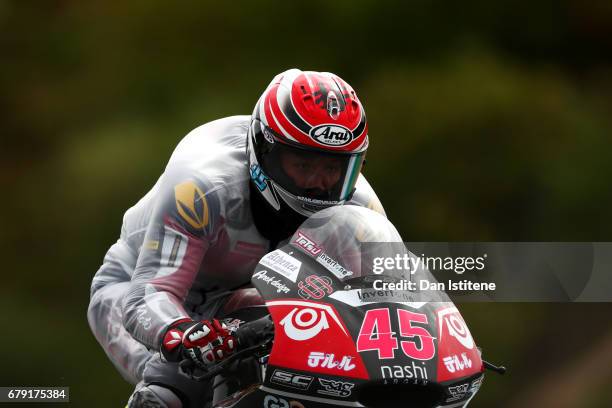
(87, 115), (385, 388)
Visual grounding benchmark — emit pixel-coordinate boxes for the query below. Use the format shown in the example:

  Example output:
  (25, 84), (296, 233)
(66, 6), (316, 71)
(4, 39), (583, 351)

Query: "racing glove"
(161, 319), (236, 368)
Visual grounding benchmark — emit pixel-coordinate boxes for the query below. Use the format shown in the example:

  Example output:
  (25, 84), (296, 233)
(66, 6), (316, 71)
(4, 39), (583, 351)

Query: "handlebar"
(234, 314), (275, 348)
(180, 315), (274, 382)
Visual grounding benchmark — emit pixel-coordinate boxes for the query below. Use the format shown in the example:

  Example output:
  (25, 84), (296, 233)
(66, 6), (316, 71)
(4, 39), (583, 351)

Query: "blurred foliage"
(2, 0), (612, 406)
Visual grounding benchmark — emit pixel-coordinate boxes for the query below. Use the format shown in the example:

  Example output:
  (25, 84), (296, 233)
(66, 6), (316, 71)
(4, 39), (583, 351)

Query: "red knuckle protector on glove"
(162, 328), (184, 352)
(161, 318), (193, 361)
(164, 319), (236, 366)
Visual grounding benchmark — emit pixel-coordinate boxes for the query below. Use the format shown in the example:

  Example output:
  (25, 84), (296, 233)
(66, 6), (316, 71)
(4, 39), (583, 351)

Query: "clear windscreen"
(289, 206), (450, 302)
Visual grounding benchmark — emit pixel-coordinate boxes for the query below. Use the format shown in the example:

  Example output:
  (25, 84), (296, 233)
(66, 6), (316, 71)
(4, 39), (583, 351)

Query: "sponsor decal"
(266, 300), (369, 379)
(174, 180), (209, 229)
(380, 362), (429, 383)
(317, 378), (355, 398)
(438, 307), (474, 350)
(316, 252), (353, 280)
(260, 250), (302, 283)
(329, 289), (426, 308)
(268, 301), (349, 342)
(223, 318), (244, 333)
(293, 231), (322, 256)
(250, 163), (269, 192)
(296, 195), (341, 205)
(263, 395), (304, 408)
(469, 376), (484, 394)
(281, 307), (331, 341)
(445, 383), (469, 402)
(263, 395), (289, 408)
(307, 352), (356, 372)
(436, 306), (481, 382)
(253, 270), (291, 294)
(298, 275), (333, 300)
(295, 196), (341, 206)
(270, 370), (313, 390)
(309, 124), (353, 147)
(443, 353), (473, 374)
(144, 240), (159, 250)
(135, 304), (152, 331)
(357, 289), (415, 303)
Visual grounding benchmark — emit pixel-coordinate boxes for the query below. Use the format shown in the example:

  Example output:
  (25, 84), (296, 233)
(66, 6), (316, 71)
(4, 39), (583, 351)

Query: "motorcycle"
(188, 206), (505, 408)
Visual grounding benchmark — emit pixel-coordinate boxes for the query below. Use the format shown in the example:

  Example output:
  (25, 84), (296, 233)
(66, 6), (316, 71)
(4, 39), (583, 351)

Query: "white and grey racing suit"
(87, 115), (386, 387)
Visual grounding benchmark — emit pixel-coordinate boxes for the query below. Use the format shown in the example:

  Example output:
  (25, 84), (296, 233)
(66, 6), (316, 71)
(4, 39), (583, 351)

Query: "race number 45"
(357, 308), (435, 360)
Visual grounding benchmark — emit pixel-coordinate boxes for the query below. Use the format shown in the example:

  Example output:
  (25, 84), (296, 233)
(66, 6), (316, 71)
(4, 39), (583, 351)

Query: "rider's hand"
(161, 319), (236, 367)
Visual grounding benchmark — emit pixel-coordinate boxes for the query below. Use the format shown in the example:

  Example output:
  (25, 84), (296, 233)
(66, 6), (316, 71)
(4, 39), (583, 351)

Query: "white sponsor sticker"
(316, 252), (353, 280)
(260, 249), (302, 282)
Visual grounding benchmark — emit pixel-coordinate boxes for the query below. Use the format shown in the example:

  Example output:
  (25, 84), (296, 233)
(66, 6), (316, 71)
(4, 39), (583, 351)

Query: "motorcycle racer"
(87, 69), (385, 407)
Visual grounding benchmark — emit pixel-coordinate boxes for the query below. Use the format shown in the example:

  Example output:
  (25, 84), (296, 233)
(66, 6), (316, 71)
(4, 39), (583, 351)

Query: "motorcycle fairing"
(248, 245), (484, 407)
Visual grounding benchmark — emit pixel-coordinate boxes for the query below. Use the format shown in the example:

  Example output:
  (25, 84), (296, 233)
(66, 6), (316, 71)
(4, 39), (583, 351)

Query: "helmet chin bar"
(274, 183), (345, 217)
(249, 129), (346, 217)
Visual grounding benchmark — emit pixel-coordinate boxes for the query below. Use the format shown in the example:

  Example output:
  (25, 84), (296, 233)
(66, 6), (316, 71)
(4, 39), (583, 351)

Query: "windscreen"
(288, 205), (450, 302)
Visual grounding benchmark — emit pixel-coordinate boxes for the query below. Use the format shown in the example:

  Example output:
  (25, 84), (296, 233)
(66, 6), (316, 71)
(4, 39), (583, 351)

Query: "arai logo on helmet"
(310, 124), (353, 146)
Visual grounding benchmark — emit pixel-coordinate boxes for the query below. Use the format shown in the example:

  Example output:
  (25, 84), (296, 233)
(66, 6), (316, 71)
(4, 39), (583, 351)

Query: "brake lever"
(181, 339), (273, 381)
(180, 315), (275, 382)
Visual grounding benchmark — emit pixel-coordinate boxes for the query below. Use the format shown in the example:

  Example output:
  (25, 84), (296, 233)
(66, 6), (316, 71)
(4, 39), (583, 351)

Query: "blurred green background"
(2, 1), (612, 407)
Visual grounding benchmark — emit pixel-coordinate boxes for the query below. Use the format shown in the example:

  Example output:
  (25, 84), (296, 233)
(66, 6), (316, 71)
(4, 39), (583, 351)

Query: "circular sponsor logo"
(309, 124), (353, 146)
(445, 314), (474, 349)
(281, 307), (329, 341)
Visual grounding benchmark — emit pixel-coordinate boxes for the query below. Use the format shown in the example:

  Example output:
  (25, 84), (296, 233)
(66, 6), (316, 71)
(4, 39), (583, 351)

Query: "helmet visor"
(252, 122), (365, 206)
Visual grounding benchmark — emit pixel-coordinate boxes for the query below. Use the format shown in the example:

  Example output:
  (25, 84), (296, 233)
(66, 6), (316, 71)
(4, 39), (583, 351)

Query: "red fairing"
(266, 299), (369, 380)
(435, 306), (483, 382)
(264, 71), (368, 153)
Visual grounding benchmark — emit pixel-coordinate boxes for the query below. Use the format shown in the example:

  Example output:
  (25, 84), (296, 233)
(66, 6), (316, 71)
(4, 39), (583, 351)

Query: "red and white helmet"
(248, 69), (369, 216)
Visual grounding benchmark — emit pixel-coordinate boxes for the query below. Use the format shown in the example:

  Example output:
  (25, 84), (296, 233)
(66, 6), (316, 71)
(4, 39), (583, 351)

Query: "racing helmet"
(247, 69), (369, 217)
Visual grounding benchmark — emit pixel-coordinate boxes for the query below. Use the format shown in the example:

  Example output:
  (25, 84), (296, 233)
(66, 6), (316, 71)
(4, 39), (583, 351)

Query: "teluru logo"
(310, 124), (353, 146)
